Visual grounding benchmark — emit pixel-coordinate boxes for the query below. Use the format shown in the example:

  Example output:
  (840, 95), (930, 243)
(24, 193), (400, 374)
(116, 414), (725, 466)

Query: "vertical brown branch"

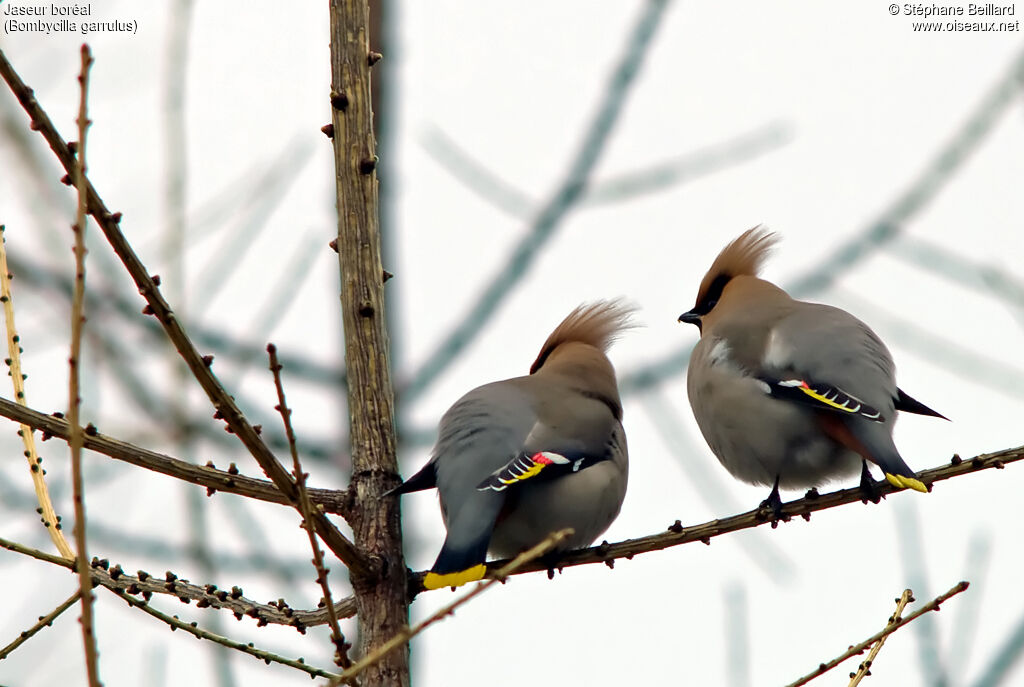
(70, 43), (101, 687)
(268, 344), (352, 669)
(328, 1), (407, 684)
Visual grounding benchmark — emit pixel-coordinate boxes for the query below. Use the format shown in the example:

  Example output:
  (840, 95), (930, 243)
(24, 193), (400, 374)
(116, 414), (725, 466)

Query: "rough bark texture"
(328, 1), (408, 685)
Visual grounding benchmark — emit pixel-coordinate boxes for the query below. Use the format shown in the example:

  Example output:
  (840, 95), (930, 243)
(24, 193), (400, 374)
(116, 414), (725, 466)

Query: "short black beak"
(678, 310), (701, 326)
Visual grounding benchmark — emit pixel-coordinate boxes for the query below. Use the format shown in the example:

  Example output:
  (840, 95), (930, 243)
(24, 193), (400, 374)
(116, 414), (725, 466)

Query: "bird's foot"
(541, 552), (565, 580)
(758, 480), (788, 528)
(859, 461), (884, 504)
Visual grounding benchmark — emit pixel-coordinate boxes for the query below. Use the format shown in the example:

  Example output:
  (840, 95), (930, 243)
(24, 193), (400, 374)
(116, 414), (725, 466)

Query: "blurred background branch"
(398, 0), (673, 403)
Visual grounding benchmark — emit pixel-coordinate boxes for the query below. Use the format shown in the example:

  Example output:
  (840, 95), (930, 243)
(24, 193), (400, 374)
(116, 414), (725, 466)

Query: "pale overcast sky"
(1, 2), (1023, 686)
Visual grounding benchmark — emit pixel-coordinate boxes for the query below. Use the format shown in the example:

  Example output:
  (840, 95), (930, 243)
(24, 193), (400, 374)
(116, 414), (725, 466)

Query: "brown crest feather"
(696, 226), (778, 303)
(530, 300), (635, 374)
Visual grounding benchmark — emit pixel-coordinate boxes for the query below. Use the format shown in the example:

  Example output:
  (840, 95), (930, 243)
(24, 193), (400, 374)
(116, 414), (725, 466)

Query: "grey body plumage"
(432, 377), (627, 558)
(679, 228), (946, 511)
(391, 300), (634, 589)
(688, 293), (898, 489)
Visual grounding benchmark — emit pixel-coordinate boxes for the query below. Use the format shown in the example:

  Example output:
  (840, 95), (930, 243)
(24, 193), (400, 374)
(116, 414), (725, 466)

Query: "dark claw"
(540, 551), (563, 577)
(859, 461), (883, 504)
(759, 477), (787, 527)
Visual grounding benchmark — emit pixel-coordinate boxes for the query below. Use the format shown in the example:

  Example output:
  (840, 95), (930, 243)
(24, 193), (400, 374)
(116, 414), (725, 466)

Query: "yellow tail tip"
(885, 473), (928, 493)
(423, 564), (487, 590)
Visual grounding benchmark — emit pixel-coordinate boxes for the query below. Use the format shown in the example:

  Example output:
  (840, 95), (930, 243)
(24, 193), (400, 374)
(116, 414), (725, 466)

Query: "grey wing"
(475, 418), (620, 492)
(475, 382), (623, 492)
(763, 303), (922, 482)
(432, 380), (539, 519)
(762, 303), (898, 419)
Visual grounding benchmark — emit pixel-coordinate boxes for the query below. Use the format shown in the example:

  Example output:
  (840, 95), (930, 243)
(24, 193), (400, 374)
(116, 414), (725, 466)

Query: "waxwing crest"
(694, 226), (779, 306)
(530, 299), (635, 374)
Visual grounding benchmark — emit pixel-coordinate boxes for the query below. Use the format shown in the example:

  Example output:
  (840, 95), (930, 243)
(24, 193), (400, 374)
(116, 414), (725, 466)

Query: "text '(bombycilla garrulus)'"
(678, 227), (947, 515)
(390, 301), (634, 590)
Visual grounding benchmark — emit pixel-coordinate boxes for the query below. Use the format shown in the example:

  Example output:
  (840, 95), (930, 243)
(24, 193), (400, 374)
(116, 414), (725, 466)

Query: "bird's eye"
(704, 298), (718, 312)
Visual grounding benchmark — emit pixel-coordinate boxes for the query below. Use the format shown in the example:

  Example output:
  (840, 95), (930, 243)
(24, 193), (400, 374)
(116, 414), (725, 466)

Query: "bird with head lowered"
(390, 300), (635, 590)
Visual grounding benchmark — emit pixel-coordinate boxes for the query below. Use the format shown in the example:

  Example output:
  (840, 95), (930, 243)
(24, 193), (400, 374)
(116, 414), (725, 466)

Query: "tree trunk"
(328, 1), (408, 685)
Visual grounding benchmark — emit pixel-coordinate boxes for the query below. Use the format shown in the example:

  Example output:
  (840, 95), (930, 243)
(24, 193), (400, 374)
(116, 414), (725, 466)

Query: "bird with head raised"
(390, 300), (635, 590)
(678, 227), (947, 518)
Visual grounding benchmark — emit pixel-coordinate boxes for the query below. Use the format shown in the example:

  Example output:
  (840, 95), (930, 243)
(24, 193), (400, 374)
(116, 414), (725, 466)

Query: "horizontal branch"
(0, 535), (356, 628)
(0, 47), (373, 580)
(0, 396), (350, 516)
(411, 444), (1024, 593)
(109, 588), (339, 680)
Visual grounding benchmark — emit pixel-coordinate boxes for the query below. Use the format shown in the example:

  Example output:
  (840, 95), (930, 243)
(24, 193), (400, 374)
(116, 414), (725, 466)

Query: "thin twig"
(329, 529), (574, 686)
(108, 589), (339, 681)
(0, 396), (350, 515)
(268, 344), (351, 669)
(400, 0), (672, 403)
(410, 445), (1024, 591)
(848, 589), (914, 686)
(69, 43), (101, 687)
(0, 535), (357, 627)
(0, 590), (80, 660)
(0, 227), (74, 559)
(0, 46), (373, 579)
(785, 582), (969, 687)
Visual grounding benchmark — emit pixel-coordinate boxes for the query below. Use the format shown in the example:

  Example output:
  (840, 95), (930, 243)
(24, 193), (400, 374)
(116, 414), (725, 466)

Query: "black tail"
(895, 388), (949, 421)
(383, 461), (437, 497)
(422, 493), (504, 590)
(431, 537), (491, 577)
